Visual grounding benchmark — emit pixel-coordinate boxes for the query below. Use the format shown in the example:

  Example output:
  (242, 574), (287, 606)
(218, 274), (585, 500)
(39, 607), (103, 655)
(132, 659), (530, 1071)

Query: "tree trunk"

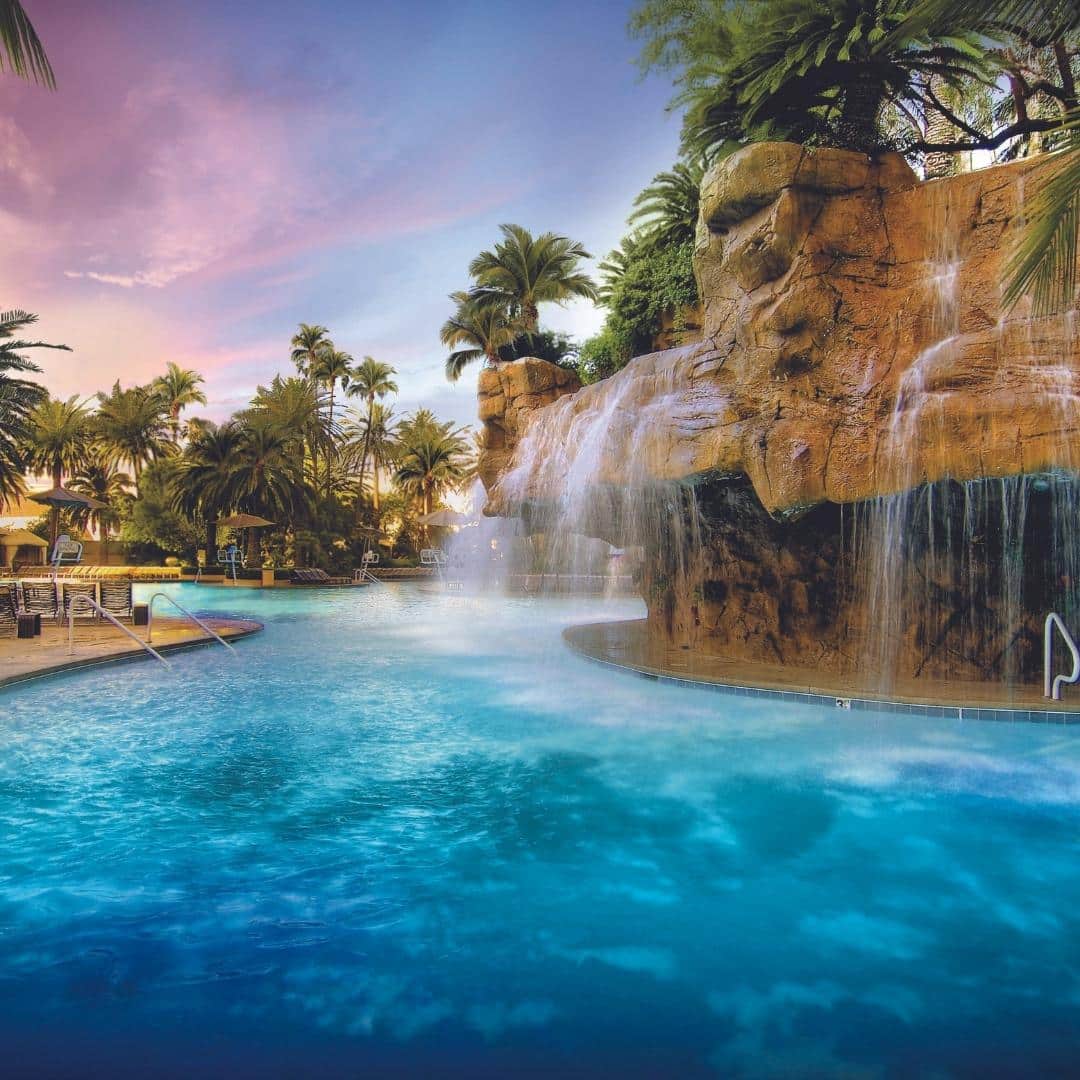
(49, 465), (61, 547)
(372, 467), (380, 514)
(101, 522), (109, 563)
(247, 527), (260, 566)
(924, 77), (958, 179)
(206, 521), (218, 562)
(839, 68), (884, 152)
(357, 393), (374, 503)
(325, 382), (335, 502)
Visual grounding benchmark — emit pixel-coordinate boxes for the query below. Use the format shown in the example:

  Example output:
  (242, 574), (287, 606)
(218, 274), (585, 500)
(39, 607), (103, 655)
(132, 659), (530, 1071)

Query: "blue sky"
(0, 0), (681, 428)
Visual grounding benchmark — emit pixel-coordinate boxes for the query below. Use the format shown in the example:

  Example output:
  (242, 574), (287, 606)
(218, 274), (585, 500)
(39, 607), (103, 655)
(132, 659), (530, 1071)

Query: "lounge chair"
(20, 580), (61, 624)
(99, 579), (133, 621)
(0, 581), (17, 636)
(290, 567), (350, 586)
(61, 581), (98, 622)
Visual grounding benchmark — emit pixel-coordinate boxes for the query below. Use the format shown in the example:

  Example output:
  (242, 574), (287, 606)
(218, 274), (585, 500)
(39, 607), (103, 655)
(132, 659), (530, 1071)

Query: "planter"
(261, 568), (276, 588)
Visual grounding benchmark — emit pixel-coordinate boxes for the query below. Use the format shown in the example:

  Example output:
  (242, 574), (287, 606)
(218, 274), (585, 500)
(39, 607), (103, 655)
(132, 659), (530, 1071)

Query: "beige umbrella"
(216, 513), (274, 528)
(28, 485), (107, 511)
(28, 485), (107, 546)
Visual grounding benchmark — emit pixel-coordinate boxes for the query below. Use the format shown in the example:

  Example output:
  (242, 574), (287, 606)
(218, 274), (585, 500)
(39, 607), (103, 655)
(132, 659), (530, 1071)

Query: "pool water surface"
(0, 583), (1078, 1076)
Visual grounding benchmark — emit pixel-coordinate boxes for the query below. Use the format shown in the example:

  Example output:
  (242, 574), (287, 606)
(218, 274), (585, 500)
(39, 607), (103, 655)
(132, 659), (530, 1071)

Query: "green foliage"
(0, 309), (57, 505)
(497, 329), (579, 368)
(580, 238), (699, 382)
(631, 0), (998, 156)
(122, 461), (200, 558)
(0, 0), (54, 88)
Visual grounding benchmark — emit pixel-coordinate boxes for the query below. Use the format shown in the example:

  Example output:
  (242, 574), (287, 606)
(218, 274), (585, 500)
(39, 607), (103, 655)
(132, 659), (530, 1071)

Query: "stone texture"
(476, 144), (1080, 687)
(476, 358), (581, 493)
(481, 143), (1079, 519)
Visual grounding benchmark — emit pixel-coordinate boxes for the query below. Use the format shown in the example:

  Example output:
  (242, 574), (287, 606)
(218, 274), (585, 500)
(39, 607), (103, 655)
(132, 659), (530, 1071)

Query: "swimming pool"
(1, 582), (1078, 1076)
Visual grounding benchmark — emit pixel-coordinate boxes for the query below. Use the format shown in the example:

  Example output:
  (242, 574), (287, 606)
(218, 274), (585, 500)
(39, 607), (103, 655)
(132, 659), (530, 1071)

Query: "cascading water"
(488, 346), (712, 638)
(854, 182), (1080, 690)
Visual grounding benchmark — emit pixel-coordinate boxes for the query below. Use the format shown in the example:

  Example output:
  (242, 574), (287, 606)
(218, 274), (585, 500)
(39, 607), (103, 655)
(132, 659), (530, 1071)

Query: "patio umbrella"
(216, 513), (275, 567)
(28, 485), (107, 510)
(215, 513), (274, 528)
(28, 486), (107, 546)
(417, 509), (471, 527)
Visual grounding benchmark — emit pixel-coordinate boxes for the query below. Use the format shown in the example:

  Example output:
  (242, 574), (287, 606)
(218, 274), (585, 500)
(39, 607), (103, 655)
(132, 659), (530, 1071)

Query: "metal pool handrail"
(147, 591), (235, 653)
(352, 567), (385, 585)
(68, 593), (170, 666)
(1044, 612), (1080, 700)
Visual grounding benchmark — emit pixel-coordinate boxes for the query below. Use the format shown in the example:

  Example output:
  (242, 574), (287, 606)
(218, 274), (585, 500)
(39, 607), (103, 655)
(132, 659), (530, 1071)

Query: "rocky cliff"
(477, 143), (1080, 686)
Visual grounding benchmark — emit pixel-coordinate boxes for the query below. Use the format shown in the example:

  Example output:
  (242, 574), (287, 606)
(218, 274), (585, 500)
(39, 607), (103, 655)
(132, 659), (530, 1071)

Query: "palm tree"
(441, 292), (524, 381)
(0, 0), (55, 87)
(468, 224), (598, 331)
(0, 310), (63, 505)
(310, 346), (354, 498)
(596, 235), (645, 306)
(289, 323), (333, 376)
(393, 428), (469, 537)
(94, 381), (173, 483)
(23, 395), (92, 544)
(343, 402), (397, 515)
(230, 415), (313, 563)
(153, 362), (207, 444)
(346, 356), (398, 501)
(247, 374), (330, 488)
(69, 463), (131, 562)
(629, 159), (707, 248)
(170, 420), (245, 557)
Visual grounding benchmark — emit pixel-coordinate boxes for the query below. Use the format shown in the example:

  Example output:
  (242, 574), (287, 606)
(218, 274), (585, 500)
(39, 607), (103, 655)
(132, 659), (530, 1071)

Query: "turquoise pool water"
(1, 583), (1079, 1076)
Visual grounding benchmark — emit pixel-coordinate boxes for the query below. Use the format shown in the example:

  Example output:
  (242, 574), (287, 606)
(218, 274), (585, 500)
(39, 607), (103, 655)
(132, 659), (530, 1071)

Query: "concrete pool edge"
(0, 619), (263, 690)
(564, 620), (1080, 724)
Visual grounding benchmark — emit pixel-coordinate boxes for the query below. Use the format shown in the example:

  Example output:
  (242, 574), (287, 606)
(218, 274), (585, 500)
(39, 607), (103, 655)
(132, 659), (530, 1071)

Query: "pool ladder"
(68, 594), (170, 666)
(1044, 612), (1080, 700)
(147, 592), (236, 654)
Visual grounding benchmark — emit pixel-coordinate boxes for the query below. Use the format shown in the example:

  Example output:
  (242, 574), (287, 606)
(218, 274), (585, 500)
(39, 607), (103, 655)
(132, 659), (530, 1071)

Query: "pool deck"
(0, 616), (262, 689)
(565, 619), (1080, 723)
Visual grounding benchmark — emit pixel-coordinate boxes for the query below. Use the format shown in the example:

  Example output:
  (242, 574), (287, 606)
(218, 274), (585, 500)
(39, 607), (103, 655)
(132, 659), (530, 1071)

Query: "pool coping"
(0, 619), (263, 690)
(563, 621), (1080, 725)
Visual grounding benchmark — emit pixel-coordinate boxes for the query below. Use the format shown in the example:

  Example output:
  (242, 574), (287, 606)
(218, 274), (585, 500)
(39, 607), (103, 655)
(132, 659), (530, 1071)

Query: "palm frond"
(1003, 135), (1080, 314)
(0, 0), (55, 88)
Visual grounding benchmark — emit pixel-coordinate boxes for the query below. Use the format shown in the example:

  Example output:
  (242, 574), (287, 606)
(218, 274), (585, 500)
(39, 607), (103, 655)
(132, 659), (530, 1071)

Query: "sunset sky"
(0, 0), (680, 428)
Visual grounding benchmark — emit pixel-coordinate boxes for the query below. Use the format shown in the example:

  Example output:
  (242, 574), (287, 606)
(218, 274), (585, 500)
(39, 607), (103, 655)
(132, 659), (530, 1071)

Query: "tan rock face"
(481, 143), (1079, 518)
(476, 144), (1080, 686)
(476, 358), (581, 494)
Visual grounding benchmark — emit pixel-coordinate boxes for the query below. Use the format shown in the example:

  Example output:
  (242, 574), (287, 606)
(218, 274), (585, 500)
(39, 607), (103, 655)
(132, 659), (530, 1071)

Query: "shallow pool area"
(1, 583), (1079, 1076)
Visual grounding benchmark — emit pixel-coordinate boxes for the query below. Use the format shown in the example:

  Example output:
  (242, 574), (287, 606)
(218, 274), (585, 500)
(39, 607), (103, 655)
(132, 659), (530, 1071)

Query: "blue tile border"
(563, 625), (1080, 725)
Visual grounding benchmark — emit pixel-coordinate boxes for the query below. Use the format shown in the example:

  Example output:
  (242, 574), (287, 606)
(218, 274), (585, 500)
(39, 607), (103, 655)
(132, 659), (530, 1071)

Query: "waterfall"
(855, 183), (1080, 690)
(491, 345), (712, 636)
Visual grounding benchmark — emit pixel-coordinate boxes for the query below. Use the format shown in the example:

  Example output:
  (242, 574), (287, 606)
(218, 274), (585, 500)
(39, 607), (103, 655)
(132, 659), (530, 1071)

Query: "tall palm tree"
(393, 428), (469, 532)
(0, 310), (63, 505)
(468, 224), (598, 332)
(289, 323), (334, 376)
(441, 292), (524, 381)
(69, 463), (131, 562)
(94, 381), (173, 484)
(310, 346), (354, 498)
(153, 362), (207, 444)
(246, 374), (329, 488)
(629, 159), (707, 248)
(343, 402), (398, 515)
(230, 414), (313, 563)
(169, 420), (245, 557)
(346, 356), (398, 501)
(0, 0), (55, 87)
(23, 395), (92, 544)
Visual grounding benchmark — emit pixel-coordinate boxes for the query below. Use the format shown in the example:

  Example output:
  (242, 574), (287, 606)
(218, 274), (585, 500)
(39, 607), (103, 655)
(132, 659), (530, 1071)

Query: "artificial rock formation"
(479, 143), (1080, 686)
